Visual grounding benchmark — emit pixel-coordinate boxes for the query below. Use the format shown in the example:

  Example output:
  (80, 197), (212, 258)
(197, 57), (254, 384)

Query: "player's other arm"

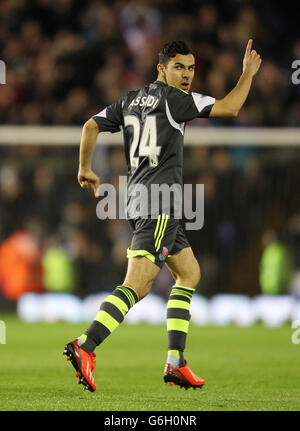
(78, 117), (100, 198)
(209, 39), (262, 118)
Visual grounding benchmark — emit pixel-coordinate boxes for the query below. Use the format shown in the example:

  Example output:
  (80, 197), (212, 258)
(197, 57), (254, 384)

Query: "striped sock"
(79, 285), (139, 354)
(166, 285), (195, 367)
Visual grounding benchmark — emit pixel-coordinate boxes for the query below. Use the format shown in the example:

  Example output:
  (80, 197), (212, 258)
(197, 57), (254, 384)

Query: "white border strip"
(191, 92), (215, 114)
(1, 126), (300, 146)
(165, 101), (184, 135)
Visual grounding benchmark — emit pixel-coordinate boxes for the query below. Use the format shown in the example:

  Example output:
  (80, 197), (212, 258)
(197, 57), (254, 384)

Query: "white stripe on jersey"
(165, 101), (185, 135)
(95, 108), (107, 118)
(191, 93), (215, 115)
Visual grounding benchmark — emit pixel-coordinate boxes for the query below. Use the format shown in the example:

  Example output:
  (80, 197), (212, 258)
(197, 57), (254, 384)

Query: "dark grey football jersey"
(92, 80), (215, 219)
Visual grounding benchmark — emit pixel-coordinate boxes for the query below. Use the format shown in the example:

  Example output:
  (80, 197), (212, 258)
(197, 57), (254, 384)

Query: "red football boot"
(164, 361), (205, 390)
(63, 339), (96, 392)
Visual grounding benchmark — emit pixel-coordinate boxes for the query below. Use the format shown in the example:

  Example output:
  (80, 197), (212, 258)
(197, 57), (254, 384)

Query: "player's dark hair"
(158, 40), (192, 66)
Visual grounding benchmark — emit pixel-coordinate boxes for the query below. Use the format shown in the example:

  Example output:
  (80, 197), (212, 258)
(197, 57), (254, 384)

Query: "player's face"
(165, 54), (195, 92)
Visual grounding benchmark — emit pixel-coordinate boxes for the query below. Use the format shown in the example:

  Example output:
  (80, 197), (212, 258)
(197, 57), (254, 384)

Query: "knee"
(123, 279), (153, 301)
(123, 256), (160, 301)
(176, 259), (201, 289)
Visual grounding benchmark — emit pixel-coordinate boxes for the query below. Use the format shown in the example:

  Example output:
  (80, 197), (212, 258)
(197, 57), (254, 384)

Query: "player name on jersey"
(128, 95), (159, 109)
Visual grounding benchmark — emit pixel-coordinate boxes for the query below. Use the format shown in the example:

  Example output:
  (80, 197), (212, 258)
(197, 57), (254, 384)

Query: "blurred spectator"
(259, 229), (293, 295)
(42, 235), (76, 293)
(0, 228), (43, 300)
(0, 164), (26, 239)
(32, 165), (61, 234)
(250, 60), (290, 126)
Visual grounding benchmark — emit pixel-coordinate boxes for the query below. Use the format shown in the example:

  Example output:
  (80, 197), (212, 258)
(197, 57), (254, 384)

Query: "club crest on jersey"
(159, 246), (168, 261)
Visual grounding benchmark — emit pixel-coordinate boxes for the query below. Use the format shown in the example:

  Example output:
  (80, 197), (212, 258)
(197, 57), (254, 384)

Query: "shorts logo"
(159, 246), (168, 261)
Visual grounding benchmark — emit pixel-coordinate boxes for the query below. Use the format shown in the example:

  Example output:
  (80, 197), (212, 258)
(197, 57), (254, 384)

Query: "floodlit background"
(0, 0), (300, 326)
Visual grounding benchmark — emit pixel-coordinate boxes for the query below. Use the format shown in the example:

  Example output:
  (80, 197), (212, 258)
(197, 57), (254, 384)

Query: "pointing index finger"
(246, 39), (253, 55)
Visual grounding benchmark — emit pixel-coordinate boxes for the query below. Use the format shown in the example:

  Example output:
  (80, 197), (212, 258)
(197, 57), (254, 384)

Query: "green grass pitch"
(0, 315), (299, 411)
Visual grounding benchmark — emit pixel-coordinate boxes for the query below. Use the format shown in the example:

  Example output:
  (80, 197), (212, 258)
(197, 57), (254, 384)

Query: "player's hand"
(78, 167), (100, 198)
(242, 39), (262, 77)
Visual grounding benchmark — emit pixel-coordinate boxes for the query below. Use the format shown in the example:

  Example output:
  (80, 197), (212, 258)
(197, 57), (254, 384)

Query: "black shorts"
(127, 214), (190, 268)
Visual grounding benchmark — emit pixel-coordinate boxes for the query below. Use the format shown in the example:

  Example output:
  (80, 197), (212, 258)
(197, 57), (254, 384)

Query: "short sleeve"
(166, 87), (215, 123)
(92, 97), (123, 133)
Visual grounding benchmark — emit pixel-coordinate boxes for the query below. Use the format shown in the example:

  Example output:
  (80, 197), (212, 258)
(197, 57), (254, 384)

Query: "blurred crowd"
(0, 0), (299, 126)
(1, 143), (300, 302)
(1, 0), (300, 303)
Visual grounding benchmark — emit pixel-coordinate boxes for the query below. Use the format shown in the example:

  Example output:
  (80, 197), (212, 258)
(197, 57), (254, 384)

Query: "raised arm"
(78, 117), (100, 198)
(209, 39), (262, 118)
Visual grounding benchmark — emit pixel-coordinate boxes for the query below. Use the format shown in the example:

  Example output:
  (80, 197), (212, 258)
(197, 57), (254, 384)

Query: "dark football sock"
(78, 285), (139, 354)
(166, 285), (195, 367)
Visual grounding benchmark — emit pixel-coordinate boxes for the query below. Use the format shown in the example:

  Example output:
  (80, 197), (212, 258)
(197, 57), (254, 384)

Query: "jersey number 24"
(124, 115), (161, 168)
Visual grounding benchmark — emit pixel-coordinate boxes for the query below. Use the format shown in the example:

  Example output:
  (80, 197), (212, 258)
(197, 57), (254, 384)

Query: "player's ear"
(157, 63), (164, 74)
(157, 63), (167, 81)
